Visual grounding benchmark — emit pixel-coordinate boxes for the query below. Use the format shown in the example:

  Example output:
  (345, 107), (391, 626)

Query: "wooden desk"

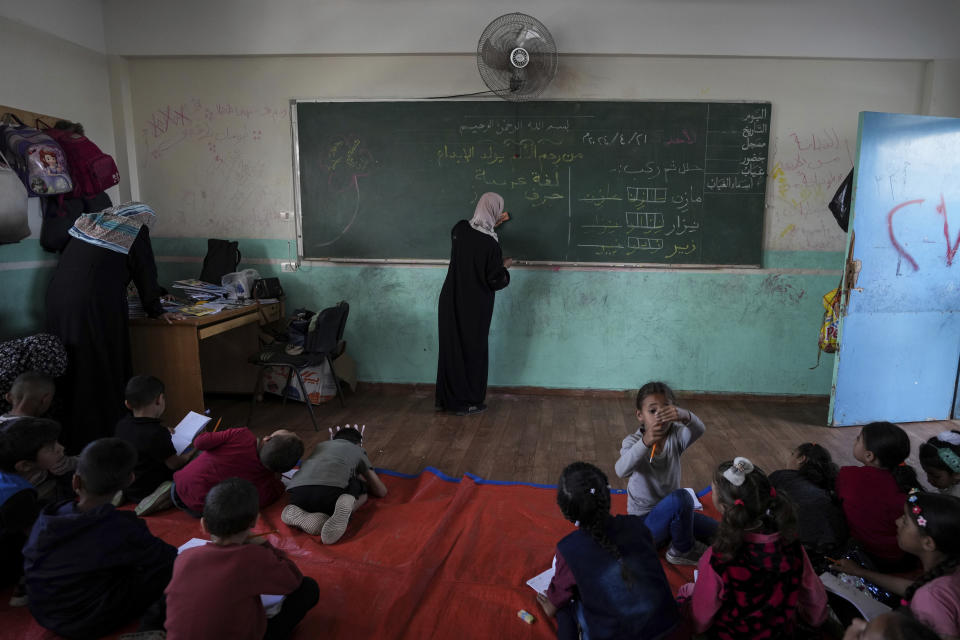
(129, 302), (282, 422)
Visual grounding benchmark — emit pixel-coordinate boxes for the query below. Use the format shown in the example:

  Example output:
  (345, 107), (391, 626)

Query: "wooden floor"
(210, 387), (958, 493)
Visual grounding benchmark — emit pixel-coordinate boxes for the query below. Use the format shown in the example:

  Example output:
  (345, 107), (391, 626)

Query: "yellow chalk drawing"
(779, 224), (796, 238)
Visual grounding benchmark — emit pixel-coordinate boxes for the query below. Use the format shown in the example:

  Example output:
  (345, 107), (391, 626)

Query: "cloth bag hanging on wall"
(0, 149), (30, 244)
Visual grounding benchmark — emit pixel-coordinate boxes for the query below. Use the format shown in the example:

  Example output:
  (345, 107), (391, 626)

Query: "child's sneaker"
(281, 504), (329, 536)
(320, 494), (356, 544)
(666, 540), (707, 566)
(8, 577), (27, 607)
(135, 481), (174, 516)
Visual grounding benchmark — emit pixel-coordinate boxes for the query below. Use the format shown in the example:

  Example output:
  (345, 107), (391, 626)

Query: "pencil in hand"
(649, 443), (658, 462)
(212, 417), (222, 432)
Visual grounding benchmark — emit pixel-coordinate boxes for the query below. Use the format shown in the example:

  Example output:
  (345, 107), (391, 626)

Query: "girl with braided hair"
(770, 443), (847, 556)
(919, 430), (960, 498)
(833, 492), (960, 639)
(677, 457), (828, 639)
(537, 462), (678, 640)
(836, 422), (921, 570)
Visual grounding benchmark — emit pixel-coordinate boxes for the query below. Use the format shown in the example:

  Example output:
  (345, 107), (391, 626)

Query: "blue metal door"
(829, 112), (960, 426)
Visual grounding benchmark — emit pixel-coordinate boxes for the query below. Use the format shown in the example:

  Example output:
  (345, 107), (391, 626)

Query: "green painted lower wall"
(1, 238), (842, 395)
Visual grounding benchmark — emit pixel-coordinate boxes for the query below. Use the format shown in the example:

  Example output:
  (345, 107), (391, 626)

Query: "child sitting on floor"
(836, 421), (920, 570)
(282, 424), (387, 544)
(22, 437), (177, 639)
(164, 478), (319, 640)
(918, 430), (960, 498)
(0, 371), (55, 424)
(115, 375), (192, 512)
(614, 381), (717, 565)
(832, 492), (960, 639)
(171, 427), (303, 517)
(0, 417), (63, 603)
(770, 442), (847, 558)
(537, 461), (678, 640)
(676, 457), (828, 639)
(0, 373), (76, 498)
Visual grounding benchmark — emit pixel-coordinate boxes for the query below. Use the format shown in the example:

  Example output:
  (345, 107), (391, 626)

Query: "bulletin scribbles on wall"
(767, 127), (854, 251)
(138, 98), (291, 236)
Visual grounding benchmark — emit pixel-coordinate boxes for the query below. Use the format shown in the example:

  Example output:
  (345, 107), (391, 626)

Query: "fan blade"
(479, 39), (513, 71)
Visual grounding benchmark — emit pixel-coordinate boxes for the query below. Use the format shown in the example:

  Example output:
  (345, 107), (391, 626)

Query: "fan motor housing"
(510, 47), (529, 69)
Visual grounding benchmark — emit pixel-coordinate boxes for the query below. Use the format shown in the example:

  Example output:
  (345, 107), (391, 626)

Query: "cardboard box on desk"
(261, 351), (356, 405)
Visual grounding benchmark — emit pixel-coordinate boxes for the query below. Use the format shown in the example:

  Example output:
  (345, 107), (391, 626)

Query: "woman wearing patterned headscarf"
(435, 193), (512, 415)
(45, 202), (181, 453)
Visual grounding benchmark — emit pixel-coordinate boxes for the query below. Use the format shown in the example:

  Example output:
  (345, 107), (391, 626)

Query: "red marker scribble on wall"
(937, 194), (959, 266)
(887, 199), (923, 271)
(887, 194), (957, 271)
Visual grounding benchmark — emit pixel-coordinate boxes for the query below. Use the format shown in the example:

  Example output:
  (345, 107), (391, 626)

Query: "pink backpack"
(44, 127), (119, 197)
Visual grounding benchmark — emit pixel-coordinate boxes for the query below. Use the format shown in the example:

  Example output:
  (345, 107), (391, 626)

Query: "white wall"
(125, 55), (924, 253)
(101, 0), (960, 59)
(0, 16), (116, 238)
(0, 0), (105, 52)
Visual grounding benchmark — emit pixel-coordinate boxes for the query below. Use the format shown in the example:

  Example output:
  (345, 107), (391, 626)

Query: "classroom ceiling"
(5, 0), (960, 60)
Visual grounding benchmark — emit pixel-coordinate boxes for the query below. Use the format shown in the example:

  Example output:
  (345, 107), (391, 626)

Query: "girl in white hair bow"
(919, 430), (960, 498)
(676, 456), (828, 639)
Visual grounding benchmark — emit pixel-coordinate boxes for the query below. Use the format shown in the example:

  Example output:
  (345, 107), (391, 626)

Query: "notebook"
(819, 572), (893, 621)
(526, 555), (557, 594)
(171, 411), (211, 454)
(177, 538), (285, 616)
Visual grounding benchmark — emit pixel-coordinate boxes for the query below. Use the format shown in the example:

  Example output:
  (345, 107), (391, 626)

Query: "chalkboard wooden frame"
(292, 99), (770, 267)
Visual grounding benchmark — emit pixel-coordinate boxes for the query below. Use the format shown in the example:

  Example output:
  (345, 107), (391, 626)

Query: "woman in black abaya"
(45, 202), (181, 453)
(435, 192), (512, 415)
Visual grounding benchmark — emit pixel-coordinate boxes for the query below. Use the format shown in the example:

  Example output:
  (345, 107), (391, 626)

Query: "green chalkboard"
(293, 100), (770, 265)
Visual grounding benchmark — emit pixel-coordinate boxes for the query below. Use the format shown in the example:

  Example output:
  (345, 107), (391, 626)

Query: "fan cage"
(477, 13), (558, 102)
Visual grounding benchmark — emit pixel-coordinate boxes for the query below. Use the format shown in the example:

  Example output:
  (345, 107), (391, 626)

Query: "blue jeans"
(640, 489), (718, 553)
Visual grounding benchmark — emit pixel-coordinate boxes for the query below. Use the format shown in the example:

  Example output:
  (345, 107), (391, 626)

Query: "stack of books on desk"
(179, 302), (229, 317)
(172, 279), (229, 301)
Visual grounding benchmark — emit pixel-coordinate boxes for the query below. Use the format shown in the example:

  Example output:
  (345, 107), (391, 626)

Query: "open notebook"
(177, 538), (285, 616)
(170, 412), (211, 454)
(819, 572), (892, 621)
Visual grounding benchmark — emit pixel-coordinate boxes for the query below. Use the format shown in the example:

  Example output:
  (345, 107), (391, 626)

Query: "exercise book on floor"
(526, 564), (555, 594)
(170, 411), (211, 454)
(819, 572), (892, 621)
(178, 538), (285, 616)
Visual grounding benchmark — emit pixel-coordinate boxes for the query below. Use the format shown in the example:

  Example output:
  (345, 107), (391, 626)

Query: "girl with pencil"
(614, 381), (717, 565)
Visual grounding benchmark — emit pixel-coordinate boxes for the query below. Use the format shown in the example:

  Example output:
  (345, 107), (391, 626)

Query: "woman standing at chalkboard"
(435, 192), (512, 415)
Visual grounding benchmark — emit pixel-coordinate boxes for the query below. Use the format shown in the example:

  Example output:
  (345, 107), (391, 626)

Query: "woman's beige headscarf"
(469, 192), (504, 242)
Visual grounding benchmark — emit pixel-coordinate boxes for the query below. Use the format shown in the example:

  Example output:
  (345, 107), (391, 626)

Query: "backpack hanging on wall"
(0, 114), (72, 196)
(42, 121), (120, 198)
(199, 239), (242, 285)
